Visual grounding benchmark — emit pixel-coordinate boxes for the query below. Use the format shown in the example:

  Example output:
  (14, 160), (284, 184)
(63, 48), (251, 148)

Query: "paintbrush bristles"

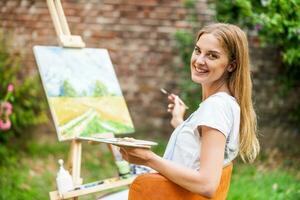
(160, 88), (169, 95)
(160, 88), (189, 110)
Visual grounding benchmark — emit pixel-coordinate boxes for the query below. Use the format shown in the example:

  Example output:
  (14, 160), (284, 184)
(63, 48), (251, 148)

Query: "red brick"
(6, 1), (18, 7)
(0, 0), (214, 134)
(99, 4), (115, 12)
(175, 20), (190, 28)
(92, 31), (117, 39)
(102, 10), (120, 18)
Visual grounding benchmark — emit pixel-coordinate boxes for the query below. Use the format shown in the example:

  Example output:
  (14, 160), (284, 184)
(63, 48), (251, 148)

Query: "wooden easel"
(47, 0), (135, 199)
(46, 0), (85, 48)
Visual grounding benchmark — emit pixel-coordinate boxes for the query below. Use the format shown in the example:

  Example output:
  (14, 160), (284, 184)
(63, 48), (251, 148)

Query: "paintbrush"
(160, 88), (189, 109)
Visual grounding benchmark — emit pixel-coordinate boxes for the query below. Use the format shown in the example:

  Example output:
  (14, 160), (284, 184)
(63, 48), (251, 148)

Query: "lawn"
(228, 163), (300, 200)
(0, 133), (299, 200)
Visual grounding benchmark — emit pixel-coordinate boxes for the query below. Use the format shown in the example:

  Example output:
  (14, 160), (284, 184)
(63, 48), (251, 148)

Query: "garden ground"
(0, 126), (299, 200)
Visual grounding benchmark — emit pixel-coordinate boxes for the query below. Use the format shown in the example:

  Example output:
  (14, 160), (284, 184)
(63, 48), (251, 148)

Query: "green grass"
(228, 164), (300, 200)
(0, 144), (56, 200)
(0, 137), (299, 200)
(0, 140), (119, 200)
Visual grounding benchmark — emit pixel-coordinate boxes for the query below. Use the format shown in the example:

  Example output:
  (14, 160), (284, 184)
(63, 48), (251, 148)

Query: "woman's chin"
(191, 75), (206, 84)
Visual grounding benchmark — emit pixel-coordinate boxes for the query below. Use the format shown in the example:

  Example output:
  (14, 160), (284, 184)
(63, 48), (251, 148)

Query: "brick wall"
(0, 0), (215, 136)
(1, 0), (299, 152)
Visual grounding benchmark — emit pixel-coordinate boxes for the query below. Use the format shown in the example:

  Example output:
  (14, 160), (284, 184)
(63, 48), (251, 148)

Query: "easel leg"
(68, 140), (83, 200)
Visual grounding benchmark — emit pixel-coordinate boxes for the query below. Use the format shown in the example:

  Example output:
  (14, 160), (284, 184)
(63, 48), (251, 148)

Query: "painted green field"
(49, 97), (134, 140)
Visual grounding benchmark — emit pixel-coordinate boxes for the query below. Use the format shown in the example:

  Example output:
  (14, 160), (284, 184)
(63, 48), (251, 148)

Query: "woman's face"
(190, 33), (231, 86)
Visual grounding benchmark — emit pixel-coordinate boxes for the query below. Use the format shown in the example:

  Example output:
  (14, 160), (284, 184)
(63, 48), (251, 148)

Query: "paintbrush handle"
(160, 88), (189, 109)
(175, 96), (189, 110)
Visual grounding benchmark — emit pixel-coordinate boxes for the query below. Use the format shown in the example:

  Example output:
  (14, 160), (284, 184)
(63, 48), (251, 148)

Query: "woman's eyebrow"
(195, 45), (222, 55)
(207, 50), (221, 55)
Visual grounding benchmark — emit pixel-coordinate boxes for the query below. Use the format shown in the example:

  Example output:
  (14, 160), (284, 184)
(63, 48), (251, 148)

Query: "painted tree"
(93, 80), (109, 96)
(62, 80), (77, 97)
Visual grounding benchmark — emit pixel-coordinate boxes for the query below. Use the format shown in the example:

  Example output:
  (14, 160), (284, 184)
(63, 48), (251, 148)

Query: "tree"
(62, 80), (77, 97)
(93, 80), (109, 97)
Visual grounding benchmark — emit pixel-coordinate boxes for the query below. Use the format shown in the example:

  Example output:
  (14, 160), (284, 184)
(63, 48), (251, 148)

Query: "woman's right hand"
(167, 94), (186, 128)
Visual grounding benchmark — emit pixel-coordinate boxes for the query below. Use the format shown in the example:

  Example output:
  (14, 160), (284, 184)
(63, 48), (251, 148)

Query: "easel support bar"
(54, 0), (71, 36)
(47, 0), (64, 36)
(49, 177), (136, 200)
(46, 0), (85, 48)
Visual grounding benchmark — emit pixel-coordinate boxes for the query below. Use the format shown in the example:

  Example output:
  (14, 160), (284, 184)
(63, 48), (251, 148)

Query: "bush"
(216, 0), (300, 128)
(217, 0), (300, 76)
(0, 30), (48, 142)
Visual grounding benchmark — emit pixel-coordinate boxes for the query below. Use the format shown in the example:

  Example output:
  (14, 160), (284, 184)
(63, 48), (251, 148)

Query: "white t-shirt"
(163, 92), (240, 170)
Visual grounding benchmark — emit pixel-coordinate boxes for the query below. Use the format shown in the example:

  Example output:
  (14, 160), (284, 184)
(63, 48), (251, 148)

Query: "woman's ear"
(227, 60), (236, 72)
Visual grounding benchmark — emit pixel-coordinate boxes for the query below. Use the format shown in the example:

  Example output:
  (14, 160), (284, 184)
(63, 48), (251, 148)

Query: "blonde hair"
(197, 23), (260, 162)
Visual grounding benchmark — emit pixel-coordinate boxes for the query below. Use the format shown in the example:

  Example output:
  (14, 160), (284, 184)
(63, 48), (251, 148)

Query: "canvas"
(33, 46), (135, 141)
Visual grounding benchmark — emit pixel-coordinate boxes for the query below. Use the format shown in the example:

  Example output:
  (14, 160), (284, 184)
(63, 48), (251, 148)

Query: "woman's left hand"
(119, 146), (155, 166)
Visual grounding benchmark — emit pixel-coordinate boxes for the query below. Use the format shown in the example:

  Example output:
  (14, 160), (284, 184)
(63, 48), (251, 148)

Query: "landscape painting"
(33, 46), (134, 141)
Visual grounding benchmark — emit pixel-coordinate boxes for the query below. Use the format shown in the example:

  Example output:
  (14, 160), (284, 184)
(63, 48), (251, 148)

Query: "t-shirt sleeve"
(195, 96), (233, 138)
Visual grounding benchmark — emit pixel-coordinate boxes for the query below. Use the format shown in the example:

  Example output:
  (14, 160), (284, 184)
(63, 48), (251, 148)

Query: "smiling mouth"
(194, 66), (209, 74)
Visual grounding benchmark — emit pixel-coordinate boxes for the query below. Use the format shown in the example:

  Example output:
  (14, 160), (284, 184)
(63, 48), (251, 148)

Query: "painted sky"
(34, 46), (122, 97)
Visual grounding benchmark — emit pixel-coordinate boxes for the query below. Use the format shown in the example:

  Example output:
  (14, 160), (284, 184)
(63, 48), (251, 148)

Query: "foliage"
(215, 0), (253, 26)
(0, 135), (168, 200)
(0, 128), (167, 199)
(174, 30), (195, 69)
(93, 80), (110, 96)
(61, 80), (111, 97)
(217, 0), (300, 70)
(0, 30), (47, 142)
(216, 0), (300, 128)
(228, 164), (300, 199)
(62, 80), (77, 97)
(1, 139), (299, 199)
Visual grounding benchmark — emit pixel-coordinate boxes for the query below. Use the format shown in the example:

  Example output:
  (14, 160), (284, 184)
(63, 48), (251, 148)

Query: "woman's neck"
(201, 81), (230, 100)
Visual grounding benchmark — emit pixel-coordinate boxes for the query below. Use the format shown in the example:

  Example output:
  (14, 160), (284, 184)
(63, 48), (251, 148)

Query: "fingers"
(166, 93), (188, 109)
(167, 95), (183, 112)
(119, 147), (128, 161)
(167, 94), (176, 113)
(167, 103), (174, 113)
(167, 94), (176, 102)
(173, 96), (180, 111)
(123, 137), (136, 142)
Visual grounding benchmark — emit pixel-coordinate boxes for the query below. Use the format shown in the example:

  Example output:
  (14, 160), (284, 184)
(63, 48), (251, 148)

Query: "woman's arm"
(120, 126), (226, 198)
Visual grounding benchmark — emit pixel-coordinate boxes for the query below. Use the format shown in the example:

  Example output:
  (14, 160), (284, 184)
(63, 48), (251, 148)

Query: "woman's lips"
(194, 66), (209, 74)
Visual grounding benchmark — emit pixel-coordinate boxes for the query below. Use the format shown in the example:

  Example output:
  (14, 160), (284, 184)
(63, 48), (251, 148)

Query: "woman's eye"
(207, 53), (217, 59)
(194, 47), (200, 54)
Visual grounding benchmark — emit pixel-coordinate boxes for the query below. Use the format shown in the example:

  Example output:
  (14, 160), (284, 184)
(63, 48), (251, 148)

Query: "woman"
(119, 23), (260, 198)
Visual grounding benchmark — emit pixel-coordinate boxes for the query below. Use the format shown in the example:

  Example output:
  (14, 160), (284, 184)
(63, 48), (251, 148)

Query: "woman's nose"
(195, 55), (205, 65)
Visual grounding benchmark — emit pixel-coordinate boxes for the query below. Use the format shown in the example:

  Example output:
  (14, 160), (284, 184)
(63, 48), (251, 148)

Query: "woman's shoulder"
(191, 92), (240, 138)
(199, 92), (240, 111)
